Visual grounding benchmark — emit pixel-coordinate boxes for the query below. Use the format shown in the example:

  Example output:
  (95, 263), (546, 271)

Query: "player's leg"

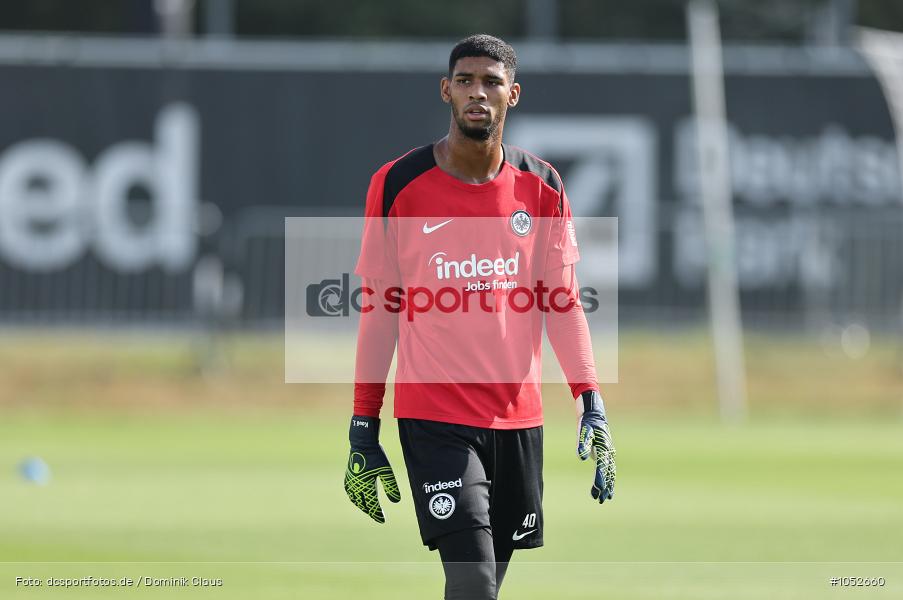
(397, 419), (496, 597)
(492, 538), (514, 592)
(435, 526), (497, 600)
(489, 425), (545, 595)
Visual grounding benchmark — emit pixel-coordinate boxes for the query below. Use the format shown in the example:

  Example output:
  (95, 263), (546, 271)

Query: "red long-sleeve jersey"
(354, 144), (598, 429)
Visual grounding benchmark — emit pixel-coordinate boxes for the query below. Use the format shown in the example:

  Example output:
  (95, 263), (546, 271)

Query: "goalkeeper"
(344, 34), (616, 600)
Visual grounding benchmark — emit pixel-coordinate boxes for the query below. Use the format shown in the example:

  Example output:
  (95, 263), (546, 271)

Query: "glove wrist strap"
(579, 390), (606, 419)
(349, 415), (380, 447)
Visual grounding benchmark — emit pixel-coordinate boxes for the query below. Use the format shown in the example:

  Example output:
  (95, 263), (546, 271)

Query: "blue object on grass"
(18, 457), (51, 485)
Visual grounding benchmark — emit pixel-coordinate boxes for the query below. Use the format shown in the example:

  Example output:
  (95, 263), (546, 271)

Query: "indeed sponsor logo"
(0, 103), (200, 273)
(423, 478), (463, 494)
(428, 251), (519, 280)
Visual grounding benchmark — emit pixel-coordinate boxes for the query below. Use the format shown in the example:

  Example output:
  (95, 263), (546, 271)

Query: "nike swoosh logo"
(422, 219), (453, 234)
(511, 529), (536, 541)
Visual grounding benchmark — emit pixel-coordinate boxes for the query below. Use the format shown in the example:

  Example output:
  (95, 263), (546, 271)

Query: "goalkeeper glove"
(576, 390), (616, 504)
(344, 415), (401, 523)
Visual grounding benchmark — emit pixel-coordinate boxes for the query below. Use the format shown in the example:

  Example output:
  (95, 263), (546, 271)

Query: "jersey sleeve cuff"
(351, 404), (382, 418)
(570, 383), (599, 400)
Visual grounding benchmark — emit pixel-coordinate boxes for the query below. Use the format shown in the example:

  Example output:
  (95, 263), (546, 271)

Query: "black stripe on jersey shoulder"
(383, 145), (437, 218)
(503, 144), (562, 194)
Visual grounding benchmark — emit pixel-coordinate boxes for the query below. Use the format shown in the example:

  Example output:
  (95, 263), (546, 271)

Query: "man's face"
(441, 56), (520, 141)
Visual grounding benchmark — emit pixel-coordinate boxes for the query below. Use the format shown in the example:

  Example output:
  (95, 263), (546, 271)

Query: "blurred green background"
(2, 332), (901, 598)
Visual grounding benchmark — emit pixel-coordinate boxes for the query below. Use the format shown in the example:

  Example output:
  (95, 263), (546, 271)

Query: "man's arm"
(544, 264), (597, 399)
(353, 276), (398, 417)
(545, 264), (616, 504)
(345, 162), (403, 522)
(345, 277), (402, 523)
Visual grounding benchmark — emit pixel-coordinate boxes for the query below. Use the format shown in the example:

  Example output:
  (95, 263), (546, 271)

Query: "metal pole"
(831, 0), (856, 45)
(527, 0), (558, 41)
(154, 0), (196, 39)
(857, 28), (903, 384)
(687, 0), (748, 423)
(204, 0), (235, 38)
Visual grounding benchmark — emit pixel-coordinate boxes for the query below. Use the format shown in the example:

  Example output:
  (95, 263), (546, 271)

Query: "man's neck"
(434, 129), (504, 184)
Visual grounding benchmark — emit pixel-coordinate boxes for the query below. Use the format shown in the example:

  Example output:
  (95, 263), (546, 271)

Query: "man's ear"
(440, 77), (451, 104)
(507, 82), (521, 108)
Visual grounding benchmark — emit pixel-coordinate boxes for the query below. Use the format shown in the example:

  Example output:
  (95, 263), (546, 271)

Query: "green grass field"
(1, 331), (902, 598)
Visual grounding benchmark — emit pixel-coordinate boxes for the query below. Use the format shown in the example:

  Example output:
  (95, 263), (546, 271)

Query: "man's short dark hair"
(448, 34), (517, 82)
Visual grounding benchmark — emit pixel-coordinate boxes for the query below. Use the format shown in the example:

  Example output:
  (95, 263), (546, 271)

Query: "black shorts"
(397, 418), (544, 551)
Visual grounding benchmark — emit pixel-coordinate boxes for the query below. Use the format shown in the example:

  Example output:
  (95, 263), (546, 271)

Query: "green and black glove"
(344, 416), (401, 523)
(576, 390), (617, 504)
